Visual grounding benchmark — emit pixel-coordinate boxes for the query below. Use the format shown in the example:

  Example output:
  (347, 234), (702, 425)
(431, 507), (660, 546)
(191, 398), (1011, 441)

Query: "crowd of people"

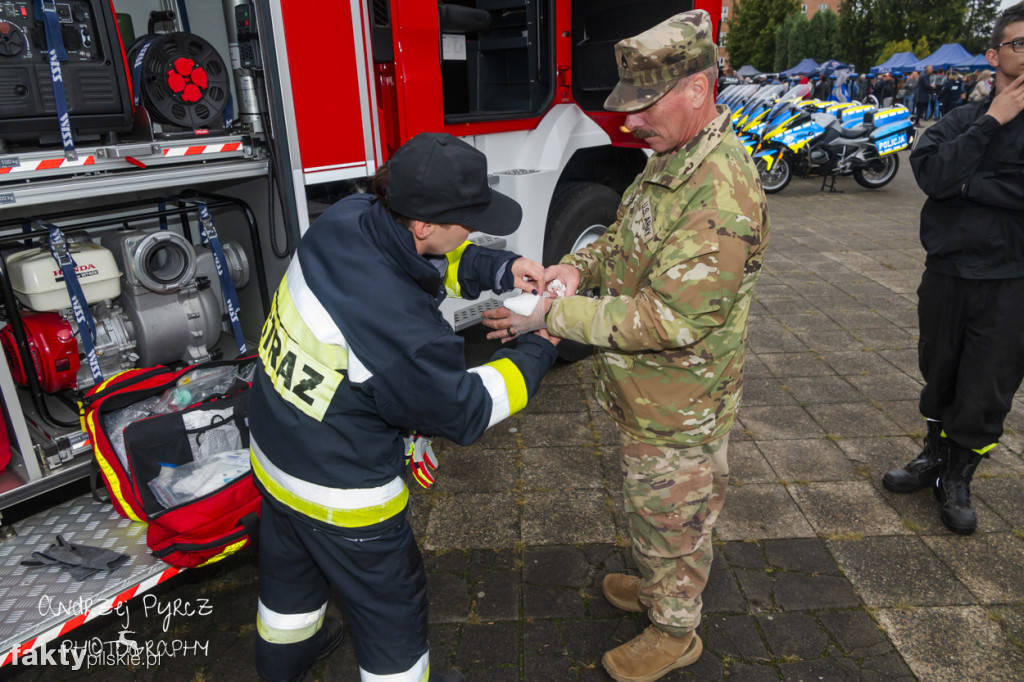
(720, 64), (996, 124)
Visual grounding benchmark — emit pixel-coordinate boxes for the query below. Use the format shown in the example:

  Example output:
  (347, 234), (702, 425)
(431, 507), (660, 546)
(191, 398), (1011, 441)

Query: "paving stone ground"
(5, 144), (1024, 681)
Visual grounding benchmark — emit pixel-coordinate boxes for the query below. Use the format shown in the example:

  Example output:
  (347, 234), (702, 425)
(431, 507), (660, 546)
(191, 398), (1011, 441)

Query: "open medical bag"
(82, 356), (261, 568)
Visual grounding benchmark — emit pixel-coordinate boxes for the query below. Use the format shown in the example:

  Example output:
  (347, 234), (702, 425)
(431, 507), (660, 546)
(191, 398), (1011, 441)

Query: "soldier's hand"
(988, 72), (1024, 125)
(543, 264), (581, 297)
(535, 329), (561, 346)
(510, 257), (545, 294)
(482, 297), (552, 343)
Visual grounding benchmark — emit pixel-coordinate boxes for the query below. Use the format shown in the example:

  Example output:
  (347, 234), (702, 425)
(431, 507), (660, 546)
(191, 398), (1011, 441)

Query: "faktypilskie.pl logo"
(7, 593), (212, 670)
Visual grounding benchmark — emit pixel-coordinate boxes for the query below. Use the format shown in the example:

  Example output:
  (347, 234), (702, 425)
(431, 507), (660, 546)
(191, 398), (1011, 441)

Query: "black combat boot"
(883, 420), (944, 493)
(933, 441), (986, 535)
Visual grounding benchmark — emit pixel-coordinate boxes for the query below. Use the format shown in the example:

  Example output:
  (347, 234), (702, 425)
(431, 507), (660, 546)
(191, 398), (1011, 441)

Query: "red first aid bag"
(82, 356), (261, 568)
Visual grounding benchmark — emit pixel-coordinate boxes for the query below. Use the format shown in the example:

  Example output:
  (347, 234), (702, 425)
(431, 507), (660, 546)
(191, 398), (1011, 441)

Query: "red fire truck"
(0, 0), (720, 664)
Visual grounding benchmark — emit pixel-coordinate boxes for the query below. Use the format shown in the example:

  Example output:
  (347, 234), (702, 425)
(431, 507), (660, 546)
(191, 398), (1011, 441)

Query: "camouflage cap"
(604, 10), (718, 113)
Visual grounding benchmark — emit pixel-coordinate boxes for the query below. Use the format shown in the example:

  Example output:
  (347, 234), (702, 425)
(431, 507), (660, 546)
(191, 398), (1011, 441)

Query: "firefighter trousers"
(917, 271), (1024, 451)
(254, 497), (430, 681)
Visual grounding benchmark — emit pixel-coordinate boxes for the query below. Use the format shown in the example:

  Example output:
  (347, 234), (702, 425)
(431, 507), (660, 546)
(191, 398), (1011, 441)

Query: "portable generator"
(0, 0), (133, 149)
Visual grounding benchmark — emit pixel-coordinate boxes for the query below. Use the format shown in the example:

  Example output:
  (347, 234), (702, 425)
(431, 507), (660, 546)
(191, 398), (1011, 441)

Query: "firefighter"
(885, 3), (1024, 535)
(248, 132), (559, 681)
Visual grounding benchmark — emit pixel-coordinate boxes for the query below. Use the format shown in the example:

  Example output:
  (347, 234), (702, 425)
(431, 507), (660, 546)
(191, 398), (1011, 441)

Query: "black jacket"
(249, 194), (557, 501)
(875, 78), (894, 102)
(910, 98), (1024, 279)
(814, 79), (831, 100)
(939, 78), (964, 109)
(915, 72), (934, 103)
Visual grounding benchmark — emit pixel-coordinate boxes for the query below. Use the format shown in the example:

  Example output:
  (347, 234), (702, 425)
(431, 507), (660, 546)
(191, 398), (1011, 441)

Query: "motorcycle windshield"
(752, 84), (786, 106)
(767, 83), (811, 119)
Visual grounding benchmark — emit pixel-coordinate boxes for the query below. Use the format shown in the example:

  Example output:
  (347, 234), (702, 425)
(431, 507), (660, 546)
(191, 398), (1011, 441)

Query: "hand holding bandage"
(482, 292), (552, 343)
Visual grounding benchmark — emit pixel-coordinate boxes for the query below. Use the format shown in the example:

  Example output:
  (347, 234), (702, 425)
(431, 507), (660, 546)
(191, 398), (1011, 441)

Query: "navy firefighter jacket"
(248, 194), (557, 527)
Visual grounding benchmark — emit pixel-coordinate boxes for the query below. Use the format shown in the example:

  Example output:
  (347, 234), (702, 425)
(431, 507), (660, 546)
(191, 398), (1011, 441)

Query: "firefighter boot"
(934, 442), (985, 535)
(883, 420), (944, 493)
(602, 625), (702, 682)
(275, 617), (344, 682)
(602, 574), (644, 613)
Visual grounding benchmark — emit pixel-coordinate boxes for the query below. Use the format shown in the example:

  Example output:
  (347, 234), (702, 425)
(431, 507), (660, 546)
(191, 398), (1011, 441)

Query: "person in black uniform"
(875, 72), (895, 107)
(914, 65), (935, 123)
(939, 70), (965, 114)
(884, 2), (1024, 535)
(249, 132), (560, 681)
(814, 74), (832, 100)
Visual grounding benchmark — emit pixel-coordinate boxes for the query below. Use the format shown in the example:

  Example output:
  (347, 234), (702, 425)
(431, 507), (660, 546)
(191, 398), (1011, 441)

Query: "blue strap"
(43, 222), (103, 383)
(193, 202), (247, 356)
(224, 92), (235, 128)
(35, 0), (76, 160)
(130, 37), (157, 108)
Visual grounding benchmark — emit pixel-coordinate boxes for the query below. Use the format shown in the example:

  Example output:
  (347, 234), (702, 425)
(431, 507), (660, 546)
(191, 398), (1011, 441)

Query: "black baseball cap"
(385, 132), (522, 236)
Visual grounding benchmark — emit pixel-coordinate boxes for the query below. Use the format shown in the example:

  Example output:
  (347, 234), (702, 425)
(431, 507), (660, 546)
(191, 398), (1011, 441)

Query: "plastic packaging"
(147, 449), (251, 509)
(152, 366), (237, 414)
(103, 396), (162, 469)
(147, 463), (180, 509)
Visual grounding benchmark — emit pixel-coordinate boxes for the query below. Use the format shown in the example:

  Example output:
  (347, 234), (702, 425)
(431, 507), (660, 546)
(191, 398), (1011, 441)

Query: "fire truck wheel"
(543, 182), (621, 266)
(543, 181), (621, 363)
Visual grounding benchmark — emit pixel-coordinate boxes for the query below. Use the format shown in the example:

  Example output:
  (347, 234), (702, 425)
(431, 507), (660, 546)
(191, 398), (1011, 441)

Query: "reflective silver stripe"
(257, 600), (326, 644)
(287, 256), (374, 383)
(468, 365), (510, 428)
(251, 439), (406, 510)
(360, 650), (430, 681)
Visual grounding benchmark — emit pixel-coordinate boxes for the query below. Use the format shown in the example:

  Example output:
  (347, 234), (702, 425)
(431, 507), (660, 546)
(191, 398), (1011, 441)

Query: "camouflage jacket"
(547, 106), (769, 447)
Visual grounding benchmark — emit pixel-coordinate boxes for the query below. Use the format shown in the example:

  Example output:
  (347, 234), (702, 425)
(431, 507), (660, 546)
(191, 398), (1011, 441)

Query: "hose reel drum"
(128, 32), (231, 129)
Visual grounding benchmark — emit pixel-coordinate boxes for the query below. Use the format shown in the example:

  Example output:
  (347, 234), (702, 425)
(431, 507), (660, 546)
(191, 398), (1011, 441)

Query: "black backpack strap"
(239, 511), (260, 550)
(89, 459), (111, 505)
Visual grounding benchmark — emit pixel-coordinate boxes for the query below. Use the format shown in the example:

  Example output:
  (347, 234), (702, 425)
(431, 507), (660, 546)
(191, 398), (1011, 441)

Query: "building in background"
(719, 0), (842, 72)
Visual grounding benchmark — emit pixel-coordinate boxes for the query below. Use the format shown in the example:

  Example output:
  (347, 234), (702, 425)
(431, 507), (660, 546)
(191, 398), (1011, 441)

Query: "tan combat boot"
(602, 574), (644, 613)
(602, 625), (702, 682)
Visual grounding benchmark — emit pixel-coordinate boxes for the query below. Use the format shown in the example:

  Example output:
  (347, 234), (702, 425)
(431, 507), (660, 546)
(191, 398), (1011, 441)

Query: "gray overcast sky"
(1000, 0), (1017, 10)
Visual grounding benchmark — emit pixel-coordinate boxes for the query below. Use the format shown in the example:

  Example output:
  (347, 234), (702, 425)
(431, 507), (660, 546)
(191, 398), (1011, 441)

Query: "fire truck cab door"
(571, 0), (712, 112)
(276, 1), (381, 189)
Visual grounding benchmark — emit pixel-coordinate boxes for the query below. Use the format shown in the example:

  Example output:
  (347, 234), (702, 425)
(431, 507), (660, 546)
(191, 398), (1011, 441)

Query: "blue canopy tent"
(871, 52), (920, 74)
(955, 54), (990, 72)
(736, 64), (763, 77)
(817, 59), (853, 77)
(779, 58), (820, 77)
(913, 43), (975, 71)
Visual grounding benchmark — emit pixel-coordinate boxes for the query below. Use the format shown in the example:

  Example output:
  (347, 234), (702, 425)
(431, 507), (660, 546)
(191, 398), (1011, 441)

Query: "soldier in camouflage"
(484, 10), (769, 682)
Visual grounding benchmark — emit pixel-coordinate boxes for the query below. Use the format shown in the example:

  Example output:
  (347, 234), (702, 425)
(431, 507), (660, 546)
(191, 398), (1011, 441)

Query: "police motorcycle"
(736, 83), (812, 155)
(732, 83), (787, 139)
(751, 98), (914, 194)
(718, 83), (762, 111)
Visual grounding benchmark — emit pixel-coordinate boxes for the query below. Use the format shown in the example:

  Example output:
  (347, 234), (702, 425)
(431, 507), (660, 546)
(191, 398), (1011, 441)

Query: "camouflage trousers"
(619, 432), (729, 636)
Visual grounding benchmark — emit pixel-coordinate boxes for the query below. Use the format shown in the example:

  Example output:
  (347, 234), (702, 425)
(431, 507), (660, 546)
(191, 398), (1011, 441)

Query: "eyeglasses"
(995, 38), (1024, 52)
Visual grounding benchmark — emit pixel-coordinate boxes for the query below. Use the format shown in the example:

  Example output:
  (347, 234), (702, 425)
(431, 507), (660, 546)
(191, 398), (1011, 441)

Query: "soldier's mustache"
(630, 128), (657, 139)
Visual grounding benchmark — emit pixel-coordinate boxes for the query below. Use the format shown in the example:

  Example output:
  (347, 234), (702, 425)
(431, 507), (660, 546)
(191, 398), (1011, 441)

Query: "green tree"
(876, 38), (914, 65)
(872, 0), (967, 54)
(913, 35), (931, 59)
(726, 0), (801, 71)
(774, 12), (808, 72)
(774, 21), (789, 73)
(807, 8), (839, 62)
(957, 0), (1000, 54)
(787, 13), (812, 67)
(837, 0), (878, 72)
